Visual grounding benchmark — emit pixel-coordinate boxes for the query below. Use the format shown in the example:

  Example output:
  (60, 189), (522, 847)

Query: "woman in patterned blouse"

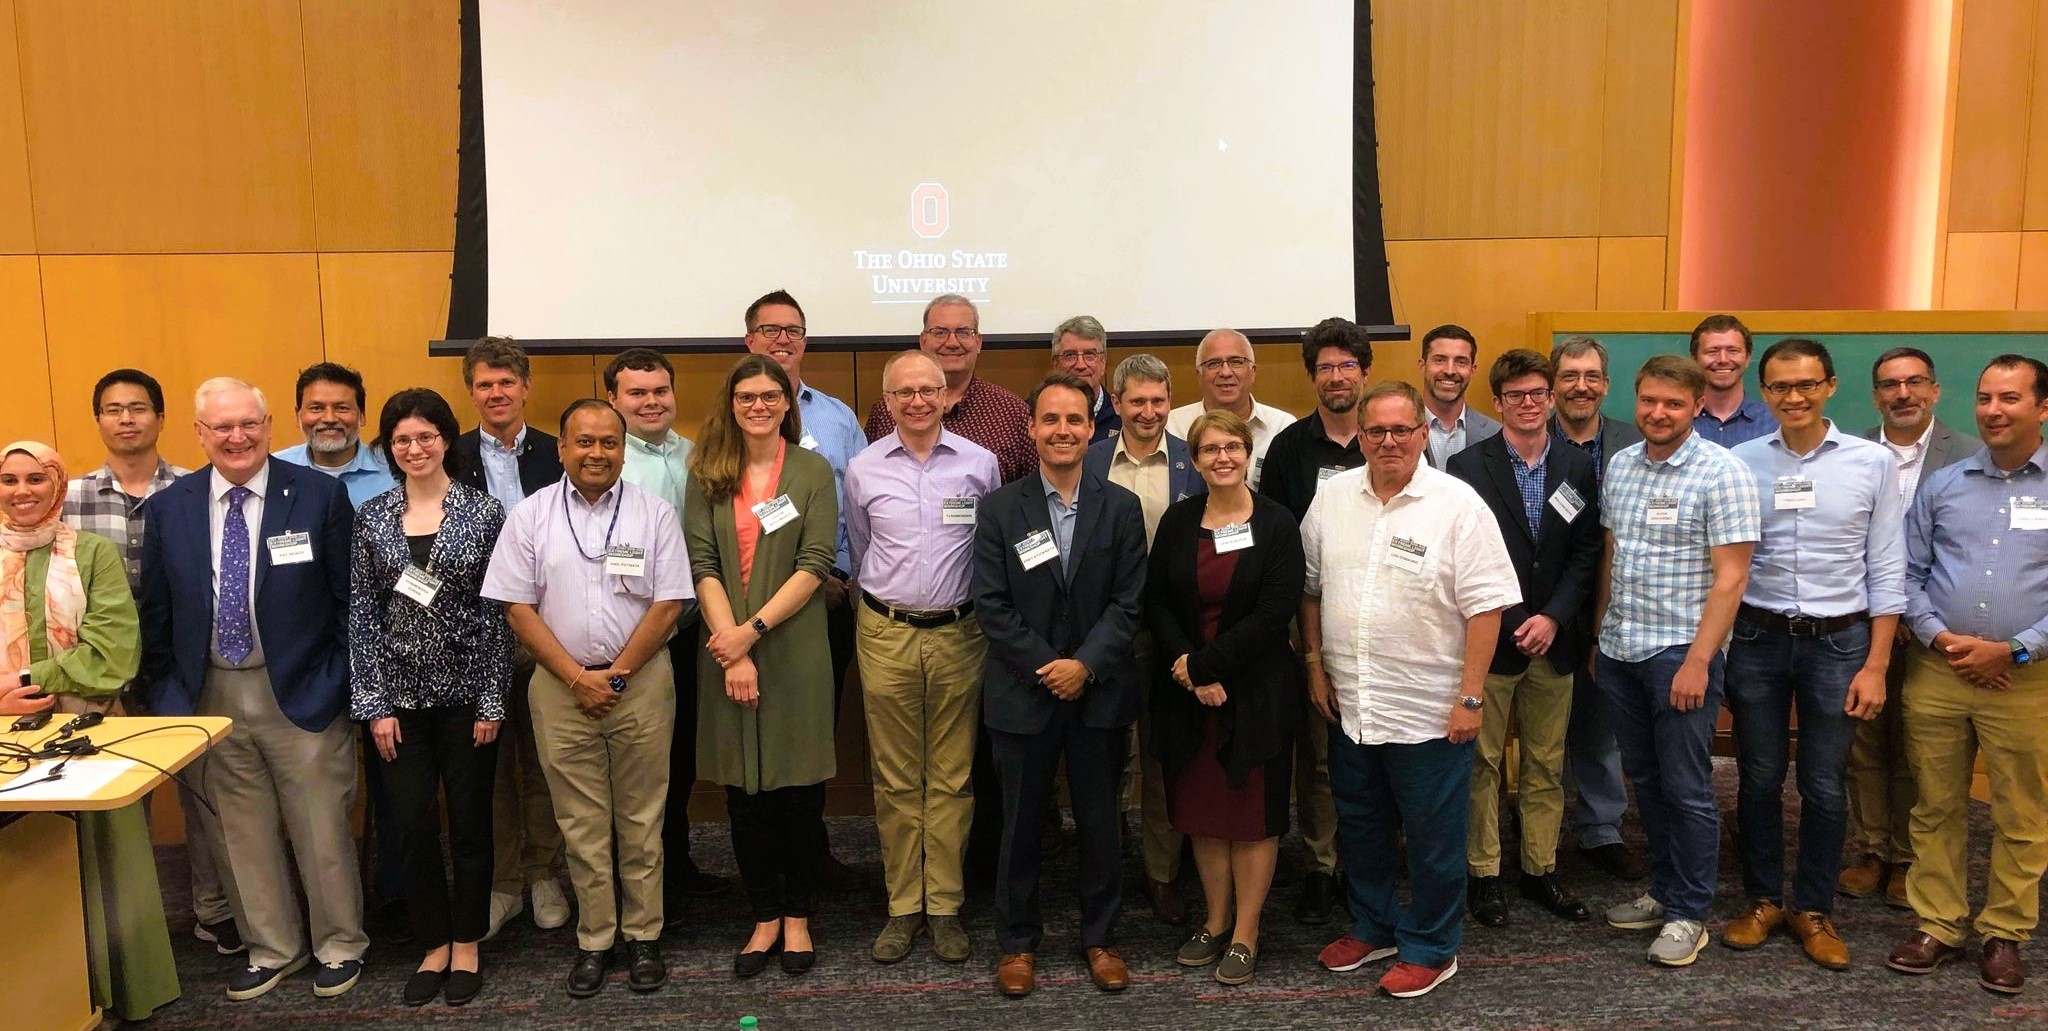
(348, 388), (511, 1007)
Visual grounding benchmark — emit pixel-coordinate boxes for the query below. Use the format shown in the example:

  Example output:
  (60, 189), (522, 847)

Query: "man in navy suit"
(976, 372), (1148, 998)
(140, 377), (365, 1002)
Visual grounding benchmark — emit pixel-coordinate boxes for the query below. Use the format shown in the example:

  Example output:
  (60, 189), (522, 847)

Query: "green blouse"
(20, 531), (139, 698)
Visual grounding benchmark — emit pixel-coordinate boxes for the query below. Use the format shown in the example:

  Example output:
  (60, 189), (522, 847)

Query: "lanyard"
(561, 479), (623, 560)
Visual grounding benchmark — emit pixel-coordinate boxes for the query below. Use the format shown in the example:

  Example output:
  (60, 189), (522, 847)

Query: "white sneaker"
(1604, 894), (1665, 930)
(1648, 919), (1710, 967)
(485, 890), (524, 941)
(531, 878), (571, 930)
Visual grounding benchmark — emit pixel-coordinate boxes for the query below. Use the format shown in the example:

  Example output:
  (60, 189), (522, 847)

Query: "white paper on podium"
(0, 757), (138, 802)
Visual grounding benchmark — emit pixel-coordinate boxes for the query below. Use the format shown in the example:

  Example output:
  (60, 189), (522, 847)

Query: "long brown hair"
(688, 354), (802, 501)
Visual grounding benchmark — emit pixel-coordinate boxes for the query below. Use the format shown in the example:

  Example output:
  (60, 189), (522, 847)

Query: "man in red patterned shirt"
(865, 294), (1036, 484)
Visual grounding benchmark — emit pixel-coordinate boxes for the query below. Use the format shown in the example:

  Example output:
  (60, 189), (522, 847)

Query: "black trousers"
(990, 703), (1125, 954)
(386, 706), (499, 948)
(662, 617), (702, 885)
(725, 782), (829, 922)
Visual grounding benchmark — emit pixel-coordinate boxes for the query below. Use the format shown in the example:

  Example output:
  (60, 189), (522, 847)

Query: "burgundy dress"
(1163, 531), (1292, 841)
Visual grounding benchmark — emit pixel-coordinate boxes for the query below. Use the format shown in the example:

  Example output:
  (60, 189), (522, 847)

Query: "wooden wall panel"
(317, 251), (464, 415)
(2025, 1), (2048, 229)
(301, 0), (461, 251)
(39, 254), (324, 469)
(0, 0), (36, 253)
(1939, 230), (2023, 308)
(16, 0), (315, 253)
(2015, 230), (2048, 305)
(1596, 236), (1669, 309)
(1948, 0), (2036, 233)
(0, 257), (52, 447)
(1374, 0), (1608, 240)
(1600, 0), (1681, 236)
(1388, 238), (1600, 392)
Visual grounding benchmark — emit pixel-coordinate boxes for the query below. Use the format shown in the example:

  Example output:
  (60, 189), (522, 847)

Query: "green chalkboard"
(1559, 332), (2048, 437)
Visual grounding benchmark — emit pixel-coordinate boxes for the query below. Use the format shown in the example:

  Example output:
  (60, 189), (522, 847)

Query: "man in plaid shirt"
(1593, 354), (1762, 968)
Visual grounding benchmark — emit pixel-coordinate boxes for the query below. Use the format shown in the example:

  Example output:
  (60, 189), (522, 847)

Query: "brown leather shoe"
(1837, 854), (1884, 898)
(996, 952), (1035, 997)
(1085, 946), (1130, 991)
(1787, 911), (1851, 970)
(1981, 937), (2025, 994)
(1721, 898), (1784, 950)
(1887, 931), (1963, 974)
(1884, 862), (1912, 910)
(1144, 877), (1188, 925)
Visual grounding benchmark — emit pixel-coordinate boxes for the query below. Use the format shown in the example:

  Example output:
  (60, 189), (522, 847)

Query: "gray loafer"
(1176, 929), (1225, 967)
(1214, 943), (1257, 985)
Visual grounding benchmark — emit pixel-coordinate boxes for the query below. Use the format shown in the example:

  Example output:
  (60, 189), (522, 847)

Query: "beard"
(308, 428), (358, 454)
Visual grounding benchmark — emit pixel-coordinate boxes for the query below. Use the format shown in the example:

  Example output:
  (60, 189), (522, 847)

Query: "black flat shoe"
(402, 969), (445, 1007)
(444, 969), (483, 1006)
(625, 940), (667, 992)
(781, 948), (816, 975)
(735, 938), (782, 979)
(567, 948), (609, 998)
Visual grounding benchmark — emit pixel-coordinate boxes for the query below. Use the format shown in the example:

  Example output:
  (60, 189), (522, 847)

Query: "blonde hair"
(1186, 409), (1253, 454)
(193, 377), (268, 419)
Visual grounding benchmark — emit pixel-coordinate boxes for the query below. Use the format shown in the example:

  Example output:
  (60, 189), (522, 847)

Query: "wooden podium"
(0, 716), (230, 1031)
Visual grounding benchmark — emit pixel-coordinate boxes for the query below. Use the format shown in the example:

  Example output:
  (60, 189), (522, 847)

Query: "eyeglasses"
(1875, 375), (1934, 392)
(203, 419), (266, 438)
(1198, 356), (1253, 373)
(97, 403), (155, 419)
(1054, 348), (1105, 364)
(1362, 424), (1421, 444)
(1194, 441), (1249, 459)
(390, 432), (443, 452)
(733, 390), (787, 409)
(751, 324), (806, 341)
(1761, 379), (1831, 398)
(1313, 360), (1362, 377)
(923, 326), (980, 343)
(1556, 370), (1607, 386)
(888, 386), (942, 403)
(1498, 387), (1554, 406)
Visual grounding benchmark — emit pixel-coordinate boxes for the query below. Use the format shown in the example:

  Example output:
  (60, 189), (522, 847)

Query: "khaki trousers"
(858, 605), (986, 917)
(492, 650), (565, 893)
(1846, 642), (1917, 863)
(199, 665), (366, 970)
(529, 648), (675, 950)
(1126, 628), (1184, 883)
(1467, 657), (1574, 876)
(1903, 644), (2048, 944)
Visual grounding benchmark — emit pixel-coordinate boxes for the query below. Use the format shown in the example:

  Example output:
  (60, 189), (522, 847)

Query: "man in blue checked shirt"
(1592, 353), (1761, 968)
(1724, 339), (1904, 972)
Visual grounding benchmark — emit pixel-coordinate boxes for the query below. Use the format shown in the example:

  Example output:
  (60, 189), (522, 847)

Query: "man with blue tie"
(140, 377), (365, 1001)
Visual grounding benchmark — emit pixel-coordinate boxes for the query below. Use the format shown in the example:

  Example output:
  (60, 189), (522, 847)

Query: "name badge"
(752, 494), (798, 534)
(799, 431), (820, 452)
(2013, 496), (2048, 530)
(604, 544), (647, 576)
(1317, 464), (1344, 484)
(1774, 478), (1817, 511)
(1387, 535), (1427, 574)
(393, 565), (442, 607)
(1549, 482), (1586, 523)
(941, 496), (977, 525)
(1213, 522), (1255, 554)
(1645, 496), (1680, 526)
(265, 531), (313, 565)
(1014, 529), (1059, 571)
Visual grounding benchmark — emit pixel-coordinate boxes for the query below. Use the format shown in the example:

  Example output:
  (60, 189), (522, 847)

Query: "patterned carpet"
(133, 760), (2047, 1031)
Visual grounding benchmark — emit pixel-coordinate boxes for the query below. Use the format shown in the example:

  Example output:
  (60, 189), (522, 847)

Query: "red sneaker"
(1378, 958), (1458, 998)
(1318, 934), (1399, 973)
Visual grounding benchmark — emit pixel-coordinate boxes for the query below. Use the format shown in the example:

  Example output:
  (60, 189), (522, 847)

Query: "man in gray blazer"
(1420, 324), (1503, 468)
(1840, 346), (1983, 906)
(1549, 336), (1644, 882)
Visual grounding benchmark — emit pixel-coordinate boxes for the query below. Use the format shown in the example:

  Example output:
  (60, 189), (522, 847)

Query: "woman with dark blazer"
(1146, 409), (1305, 987)
(348, 388), (510, 1007)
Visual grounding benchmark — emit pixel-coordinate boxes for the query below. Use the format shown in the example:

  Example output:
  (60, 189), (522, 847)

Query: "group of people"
(2, 294), (2044, 1017)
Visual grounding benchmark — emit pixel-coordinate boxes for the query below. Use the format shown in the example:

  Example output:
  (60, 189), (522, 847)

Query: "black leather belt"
(862, 592), (972, 629)
(1738, 604), (1868, 638)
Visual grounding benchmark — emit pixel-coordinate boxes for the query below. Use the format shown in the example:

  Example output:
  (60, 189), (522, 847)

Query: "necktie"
(218, 485), (254, 665)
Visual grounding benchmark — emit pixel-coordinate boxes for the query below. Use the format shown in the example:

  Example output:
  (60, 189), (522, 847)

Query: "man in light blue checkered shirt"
(1593, 354), (1762, 967)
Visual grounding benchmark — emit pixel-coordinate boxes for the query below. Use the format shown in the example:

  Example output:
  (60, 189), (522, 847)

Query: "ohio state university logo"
(910, 182), (949, 240)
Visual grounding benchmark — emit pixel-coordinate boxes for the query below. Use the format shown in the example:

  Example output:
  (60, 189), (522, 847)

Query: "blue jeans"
(1595, 646), (1724, 923)
(1566, 665), (1629, 848)
(1328, 725), (1473, 966)
(1725, 617), (1869, 915)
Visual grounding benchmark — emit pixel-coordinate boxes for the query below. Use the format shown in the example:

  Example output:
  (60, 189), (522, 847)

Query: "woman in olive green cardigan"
(683, 355), (839, 977)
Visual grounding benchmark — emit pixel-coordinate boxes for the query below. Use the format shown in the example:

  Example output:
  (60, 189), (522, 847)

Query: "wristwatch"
(2012, 639), (2033, 667)
(1460, 695), (1484, 711)
(751, 617), (770, 637)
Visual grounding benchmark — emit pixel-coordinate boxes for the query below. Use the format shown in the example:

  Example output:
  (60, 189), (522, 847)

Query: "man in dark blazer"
(1449, 350), (1604, 930)
(974, 372), (1148, 998)
(1840, 346), (1984, 904)
(1548, 336), (1644, 881)
(140, 377), (366, 1002)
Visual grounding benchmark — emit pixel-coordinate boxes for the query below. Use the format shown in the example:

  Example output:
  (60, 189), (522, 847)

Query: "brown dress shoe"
(996, 953), (1035, 997)
(1884, 863), (1912, 910)
(1144, 877), (1188, 925)
(1837, 854), (1883, 898)
(1721, 898), (1784, 950)
(1886, 931), (1963, 974)
(1085, 946), (1130, 991)
(1787, 911), (1851, 970)
(1981, 937), (2025, 994)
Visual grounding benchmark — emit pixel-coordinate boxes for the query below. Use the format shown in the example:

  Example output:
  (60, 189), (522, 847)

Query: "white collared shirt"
(1301, 462), (1520, 746)
(1165, 396), (1295, 490)
(1879, 422), (1933, 500)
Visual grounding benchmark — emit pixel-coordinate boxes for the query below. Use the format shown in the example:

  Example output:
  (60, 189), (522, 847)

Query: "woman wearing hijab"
(0, 440), (179, 1019)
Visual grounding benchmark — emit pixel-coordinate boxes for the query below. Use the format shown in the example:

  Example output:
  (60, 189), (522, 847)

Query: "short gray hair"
(922, 294), (978, 329)
(193, 376), (268, 419)
(1551, 335), (1609, 373)
(1050, 315), (1107, 355)
(1110, 353), (1171, 396)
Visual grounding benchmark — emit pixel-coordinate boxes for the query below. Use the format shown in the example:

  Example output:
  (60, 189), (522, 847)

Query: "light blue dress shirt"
(1905, 441), (2048, 654)
(273, 441), (398, 510)
(478, 424), (529, 515)
(1732, 422), (1906, 619)
(620, 429), (695, 518)
(796, 382), (866, 573)
(1041, 472), (1078, 577)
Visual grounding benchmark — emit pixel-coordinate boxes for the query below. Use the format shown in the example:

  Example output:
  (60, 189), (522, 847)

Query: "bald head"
(882, 350), (945, 391)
